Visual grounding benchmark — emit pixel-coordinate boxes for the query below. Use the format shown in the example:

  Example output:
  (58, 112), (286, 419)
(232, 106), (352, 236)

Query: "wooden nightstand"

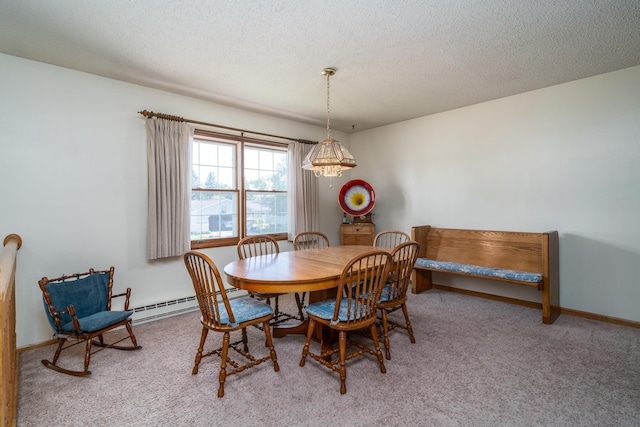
(340, 223), (375, 246)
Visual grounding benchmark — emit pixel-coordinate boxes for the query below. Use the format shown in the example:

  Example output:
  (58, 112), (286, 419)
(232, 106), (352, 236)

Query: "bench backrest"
(412, 226), (548, 273)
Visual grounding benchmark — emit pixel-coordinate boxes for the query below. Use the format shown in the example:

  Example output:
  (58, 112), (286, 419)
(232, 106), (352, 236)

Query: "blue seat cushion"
(306, 299), (372, 324)
(60, 310), (133, 333)
(360, 285), (396, 303)
(415, 259), (542, 283)
(378, 285), (397, 302)
(219, 296), (274, 327)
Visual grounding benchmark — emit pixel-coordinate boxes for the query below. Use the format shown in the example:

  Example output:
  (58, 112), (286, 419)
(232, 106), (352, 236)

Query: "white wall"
(350, 65), (640, 322)
(0, 53), (352, 347)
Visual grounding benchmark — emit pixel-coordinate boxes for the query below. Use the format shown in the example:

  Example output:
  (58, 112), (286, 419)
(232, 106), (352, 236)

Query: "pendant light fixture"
(302, 68), (356, 177)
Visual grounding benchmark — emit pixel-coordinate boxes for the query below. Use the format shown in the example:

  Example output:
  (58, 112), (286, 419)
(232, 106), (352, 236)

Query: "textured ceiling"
(1, 0), (639, 133)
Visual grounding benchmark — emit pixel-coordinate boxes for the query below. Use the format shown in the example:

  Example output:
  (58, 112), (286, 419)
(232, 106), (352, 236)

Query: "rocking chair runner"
(38, 267), (141, 376)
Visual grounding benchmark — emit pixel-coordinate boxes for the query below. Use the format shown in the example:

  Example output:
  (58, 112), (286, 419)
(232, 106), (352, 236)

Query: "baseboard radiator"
(131, 288), (245, 324)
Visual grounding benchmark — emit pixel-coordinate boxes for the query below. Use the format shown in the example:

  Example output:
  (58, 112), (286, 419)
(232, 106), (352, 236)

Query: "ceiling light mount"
(321, 68), (336, 77)
(302, 67), (356, 178)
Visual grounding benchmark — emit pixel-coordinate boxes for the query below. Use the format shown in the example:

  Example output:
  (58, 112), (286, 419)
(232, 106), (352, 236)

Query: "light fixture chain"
(326, 71), (331, 139)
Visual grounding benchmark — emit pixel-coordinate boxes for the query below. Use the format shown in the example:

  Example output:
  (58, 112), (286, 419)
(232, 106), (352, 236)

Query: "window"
(190, 130), (289, 248)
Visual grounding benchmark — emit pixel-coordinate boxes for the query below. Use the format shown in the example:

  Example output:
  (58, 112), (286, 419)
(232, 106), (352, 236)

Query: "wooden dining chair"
(373, 229), (411, 249)
(299, 250), (392, 394)
(237, 235), (303, 323)
(293, 231), (330, 250)
(377, 241), (420, 359)
(184, 251), (279, 398)
(293, 231), (330, 315)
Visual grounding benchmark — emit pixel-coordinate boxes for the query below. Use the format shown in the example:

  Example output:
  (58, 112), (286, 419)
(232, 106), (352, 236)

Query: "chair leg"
(51, 337), (65, 365)
(381, 309), (391, 360)
(83, 338), (93, 374)
(125, 322), (141, 348)
(339, 330), (347, 394)
(41, 337), (92, 377)
(369, 324), (386, 375)
(262, 321), (279, 372)
(401, 303), (416, 343)
(218, 332), (230, 398)
(192, 327), (208, 375)
(299, 319), (316, 367)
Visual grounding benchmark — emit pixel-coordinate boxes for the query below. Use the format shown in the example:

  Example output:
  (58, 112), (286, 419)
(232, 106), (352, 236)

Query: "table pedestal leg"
(272, 319), (309, 338)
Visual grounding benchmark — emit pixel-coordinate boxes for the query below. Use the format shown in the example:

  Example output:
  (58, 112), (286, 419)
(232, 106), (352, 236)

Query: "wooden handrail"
(1, 234), (22, 427)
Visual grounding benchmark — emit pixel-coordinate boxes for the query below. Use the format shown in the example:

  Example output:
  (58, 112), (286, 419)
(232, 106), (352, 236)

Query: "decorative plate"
(339, 179), (376, 216)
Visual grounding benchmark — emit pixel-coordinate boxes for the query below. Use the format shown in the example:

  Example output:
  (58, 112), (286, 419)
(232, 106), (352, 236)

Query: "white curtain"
(145, 118), (193, 259)
(288, 142), (319, 240)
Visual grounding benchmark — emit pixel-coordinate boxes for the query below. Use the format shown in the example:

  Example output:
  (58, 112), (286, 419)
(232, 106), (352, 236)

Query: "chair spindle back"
(293, 231), (330, 250)
(237, 235), (279, 259)
(374, 230), (410, 249)
(184, 251), (233, 327)
(383, 241), (420, 302)
(335, 250), (392, 326)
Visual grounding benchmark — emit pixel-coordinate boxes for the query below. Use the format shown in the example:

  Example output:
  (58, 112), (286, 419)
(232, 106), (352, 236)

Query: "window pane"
(246, 191), (288, 235)
(218, 144), (234, 167)
(244, 146), (288, 192)
(199, 143), (218, 166)
(242, 168), (254, 185)
(191, 191), (238, 240)
(245, 148), (259, 169)
(259, 150), (273, 169)
(273, 151), (287, 191)
(200, 166), (217, 188)
(192, 139), (236, 190)
(218, 166), (234, 189)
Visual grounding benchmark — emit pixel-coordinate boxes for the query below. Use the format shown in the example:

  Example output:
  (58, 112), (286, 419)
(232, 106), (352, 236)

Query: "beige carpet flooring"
(18, 290), (640, 427)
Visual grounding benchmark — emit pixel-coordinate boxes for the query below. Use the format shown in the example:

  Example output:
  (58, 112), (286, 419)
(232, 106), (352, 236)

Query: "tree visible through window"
(191, 131), (289, 248)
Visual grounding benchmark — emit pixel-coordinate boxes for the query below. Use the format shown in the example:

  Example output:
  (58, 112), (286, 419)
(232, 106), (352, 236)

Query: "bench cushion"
(415, 259), (542, 283)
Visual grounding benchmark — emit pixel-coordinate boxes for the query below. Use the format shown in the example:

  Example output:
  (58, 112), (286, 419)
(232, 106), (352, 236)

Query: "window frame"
(191, 129), (289, 249)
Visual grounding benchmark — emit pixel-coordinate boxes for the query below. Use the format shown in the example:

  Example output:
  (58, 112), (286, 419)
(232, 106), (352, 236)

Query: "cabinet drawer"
(340, 224), (375, 246)
(342, 224), (374, 235)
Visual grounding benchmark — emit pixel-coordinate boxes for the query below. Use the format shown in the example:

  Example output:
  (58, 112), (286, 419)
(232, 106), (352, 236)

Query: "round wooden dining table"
(224, 245), (379, 294)
(223, 245), (380, 341)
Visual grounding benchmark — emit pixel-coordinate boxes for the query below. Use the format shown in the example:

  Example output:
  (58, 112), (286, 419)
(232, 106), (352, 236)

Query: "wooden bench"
(411, 225), (560, 324)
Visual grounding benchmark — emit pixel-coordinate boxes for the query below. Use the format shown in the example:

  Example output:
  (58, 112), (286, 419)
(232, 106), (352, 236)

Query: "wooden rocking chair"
(38, 267), (141, 376)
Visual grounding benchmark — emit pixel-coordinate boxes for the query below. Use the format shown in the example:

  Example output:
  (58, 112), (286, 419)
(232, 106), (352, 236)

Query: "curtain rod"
(138, 110), (316, 144)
